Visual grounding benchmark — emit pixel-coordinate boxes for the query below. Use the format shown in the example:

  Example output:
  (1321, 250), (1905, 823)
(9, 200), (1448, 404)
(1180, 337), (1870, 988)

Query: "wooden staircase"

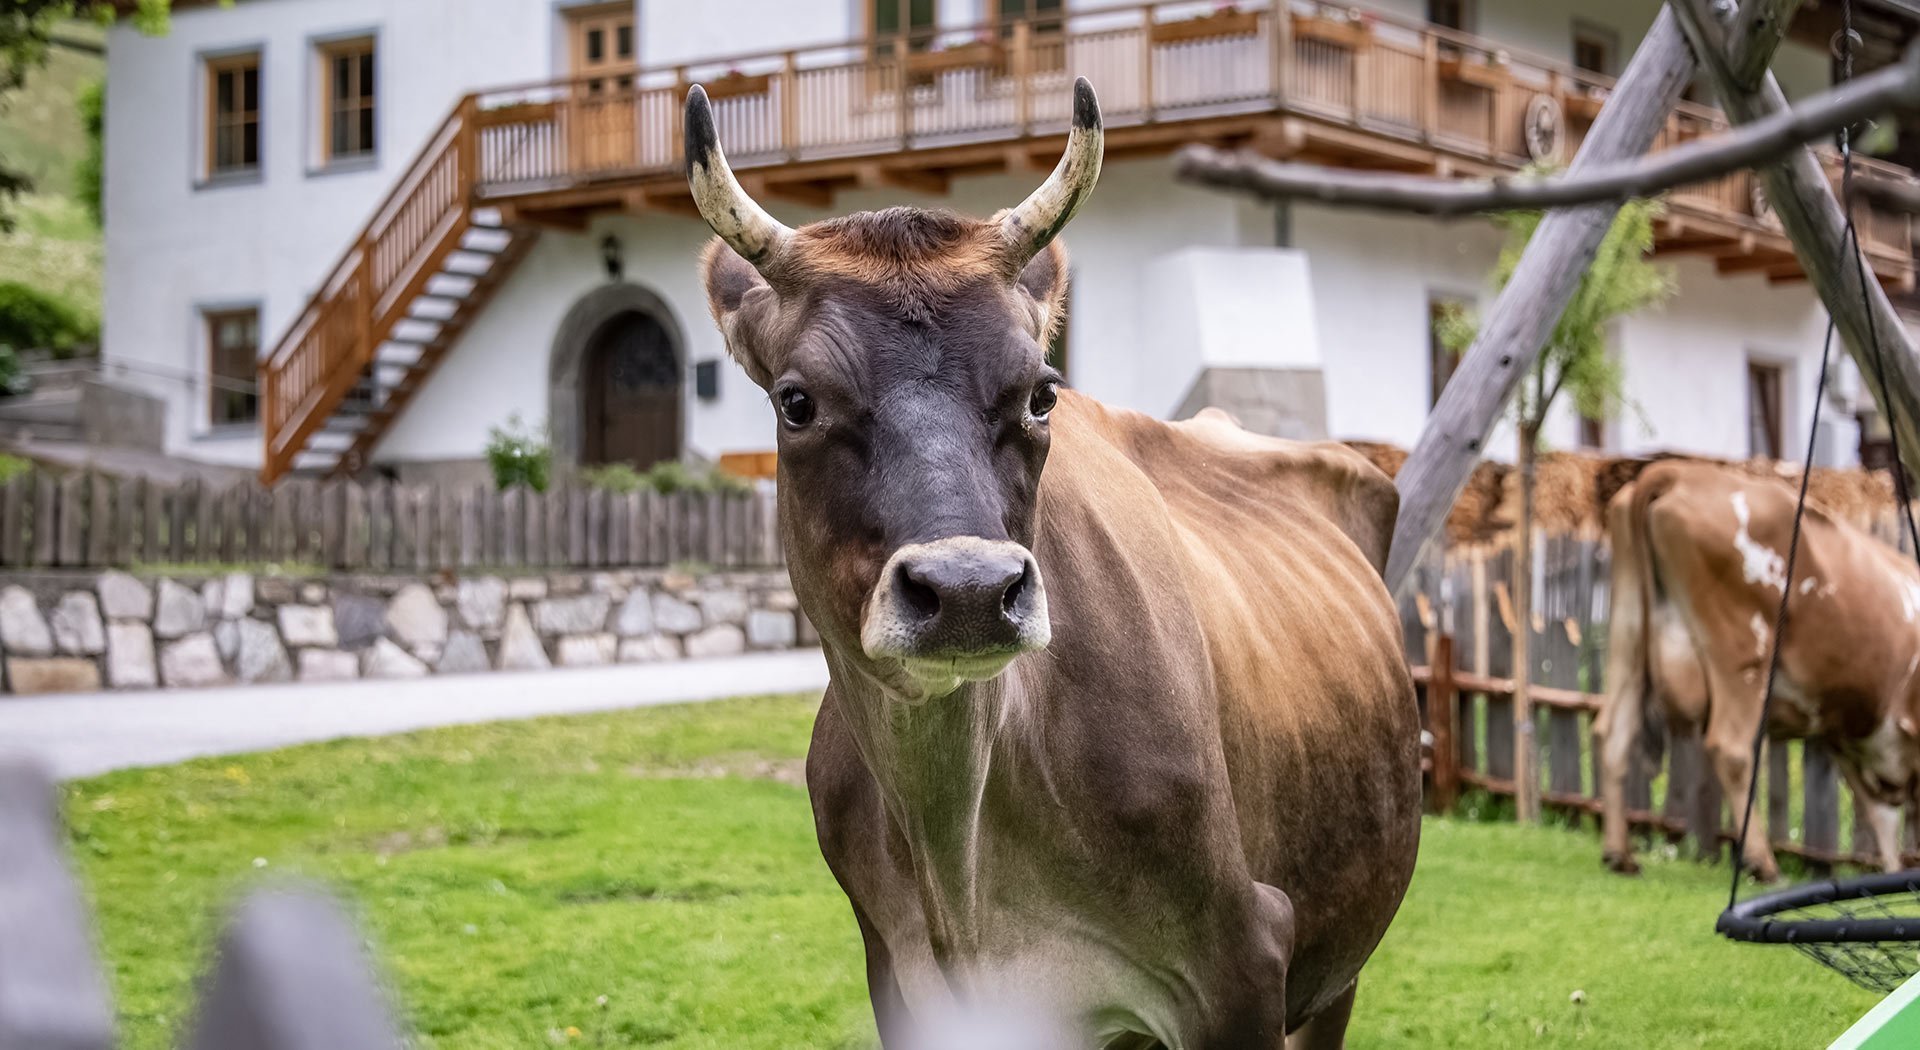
(260, 100), (537, 482)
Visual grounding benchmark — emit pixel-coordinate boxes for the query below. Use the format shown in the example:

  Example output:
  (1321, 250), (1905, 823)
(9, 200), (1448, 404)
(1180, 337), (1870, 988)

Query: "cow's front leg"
(1286, 980), (1356, 1050)
(1188, 881), (1295, 1049)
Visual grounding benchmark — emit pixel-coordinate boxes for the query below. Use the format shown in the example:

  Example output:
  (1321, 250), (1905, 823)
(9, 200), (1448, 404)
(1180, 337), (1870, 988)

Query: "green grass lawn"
(67, 694), (1881, 1049)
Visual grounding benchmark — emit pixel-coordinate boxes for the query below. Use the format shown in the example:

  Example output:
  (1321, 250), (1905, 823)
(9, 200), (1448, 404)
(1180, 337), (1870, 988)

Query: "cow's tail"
(1601, 471), (1670, 768)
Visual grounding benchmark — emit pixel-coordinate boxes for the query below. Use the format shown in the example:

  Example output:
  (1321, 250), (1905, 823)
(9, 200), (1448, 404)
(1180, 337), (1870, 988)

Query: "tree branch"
(1173, 43), (1920, 218)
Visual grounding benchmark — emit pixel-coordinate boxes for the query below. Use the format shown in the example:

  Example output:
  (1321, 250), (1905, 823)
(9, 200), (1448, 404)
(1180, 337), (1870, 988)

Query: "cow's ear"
(700, 238), (777, 389)
(1014, 240), (1069, 347)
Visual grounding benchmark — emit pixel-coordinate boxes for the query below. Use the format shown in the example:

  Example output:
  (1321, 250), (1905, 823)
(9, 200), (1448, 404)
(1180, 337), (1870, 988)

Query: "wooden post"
(0, 758), (115, 1050)
(1269, 5), (1292, 107)
(780, 51), (799, 161)
(1351, 20), (1369, 122)
(1013, 21), (1032, 136)
(1421, 32), (1438, 143)
(1513, 515), (1538, 821)
(895, 39), (911, 151)
(1140, 10), (1156, 122)
(1385, 10), (1697, 594)
(1430, 632), (1460, 813)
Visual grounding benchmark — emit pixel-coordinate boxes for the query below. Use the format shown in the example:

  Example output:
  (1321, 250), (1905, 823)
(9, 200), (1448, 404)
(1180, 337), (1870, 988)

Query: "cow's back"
(1053, 397), (1421, 1013)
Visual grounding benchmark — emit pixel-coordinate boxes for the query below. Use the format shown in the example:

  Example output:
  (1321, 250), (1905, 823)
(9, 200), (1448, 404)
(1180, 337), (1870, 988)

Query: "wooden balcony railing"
(261, 0), (1920, 481)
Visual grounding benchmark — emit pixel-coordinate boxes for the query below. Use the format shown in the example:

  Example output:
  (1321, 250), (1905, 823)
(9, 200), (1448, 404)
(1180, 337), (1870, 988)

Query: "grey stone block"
(612, 591), (654, 637)
(160, 634), (227, 688)
(556, 633), (616, 667)
(49, 593), (105, 656)
(235, 619), (291, 684)
(685, 624), (747, 659)
(436, 631), (491, 675)
(497, 604), (550, 671)
(385, 583), (448, 649)
(298, 649), (359, 683)
(455, 576), (506, 633)
(746, 609), (797, 650)
(0, 586), (54, 657)
(105, 623), (157, 689)
(533, 594), (610, 636)
(652, 592), (702, 636)
(697, 589), (749, 627)
(278, 605), (337, 648)
(154, 579), (206, 640)
(332, 593), (384, 651)
(362, 638), (428, 680)
(96, 571), (153, 621)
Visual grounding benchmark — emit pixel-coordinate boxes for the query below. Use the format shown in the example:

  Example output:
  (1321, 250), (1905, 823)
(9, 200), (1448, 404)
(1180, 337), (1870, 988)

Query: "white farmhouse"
(98, 0), (1920, 485)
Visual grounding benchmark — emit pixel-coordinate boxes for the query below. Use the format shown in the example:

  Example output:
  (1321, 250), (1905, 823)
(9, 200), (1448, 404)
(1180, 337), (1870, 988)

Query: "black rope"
(1726, 310), (1833, 908)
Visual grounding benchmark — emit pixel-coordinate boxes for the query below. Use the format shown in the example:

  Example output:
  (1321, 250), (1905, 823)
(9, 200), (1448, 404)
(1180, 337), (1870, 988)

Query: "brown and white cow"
(684, 79), (1420, 1048)
(1596, 460), (1920, 880)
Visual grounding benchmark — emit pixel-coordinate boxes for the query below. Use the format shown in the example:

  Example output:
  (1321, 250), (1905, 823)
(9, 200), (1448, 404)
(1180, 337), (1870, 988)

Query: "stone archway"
(549, 283), (688, 470)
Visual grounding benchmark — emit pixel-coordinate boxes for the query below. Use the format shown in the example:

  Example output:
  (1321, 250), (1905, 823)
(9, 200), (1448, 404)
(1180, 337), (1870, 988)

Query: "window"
(206, 308), (260, 426)
(1427, 0), (1471, 32)
(320, 37), (376, 162)
(567, 3), (636, 93)
(871, 0), (937, 51)
(205, 51), (261, 177)
(1579, 413), (1606, 450)
(1572, 22), (1617, 76)
(1428, 294), (1471, 406)
(1748, 359), (1785, 459)
(997, 0), (1065, 72)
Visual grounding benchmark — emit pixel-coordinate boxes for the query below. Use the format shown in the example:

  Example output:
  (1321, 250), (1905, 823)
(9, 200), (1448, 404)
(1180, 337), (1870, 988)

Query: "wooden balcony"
(259, 0), (1920, 482)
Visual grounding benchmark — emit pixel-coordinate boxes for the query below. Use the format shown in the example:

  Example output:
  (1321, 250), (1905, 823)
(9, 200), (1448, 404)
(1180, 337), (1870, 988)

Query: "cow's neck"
(831, 649), (1026, 963)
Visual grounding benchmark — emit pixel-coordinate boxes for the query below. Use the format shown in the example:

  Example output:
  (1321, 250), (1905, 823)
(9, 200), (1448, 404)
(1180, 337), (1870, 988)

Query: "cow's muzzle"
(861, 537), (1050, 689)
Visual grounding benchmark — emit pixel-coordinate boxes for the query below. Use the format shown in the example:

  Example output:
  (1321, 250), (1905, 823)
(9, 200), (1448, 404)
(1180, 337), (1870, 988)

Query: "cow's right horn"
(999, 77), (1104, 273)
(685, 84), (792, 269)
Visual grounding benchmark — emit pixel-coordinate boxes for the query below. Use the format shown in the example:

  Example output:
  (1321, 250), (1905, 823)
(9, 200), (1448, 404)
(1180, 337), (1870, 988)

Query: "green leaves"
(1441, 190), (1675, 433)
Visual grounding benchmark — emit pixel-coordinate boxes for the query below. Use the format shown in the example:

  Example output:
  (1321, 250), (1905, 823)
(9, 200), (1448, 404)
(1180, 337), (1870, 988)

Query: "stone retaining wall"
(0, 568), (815, 694)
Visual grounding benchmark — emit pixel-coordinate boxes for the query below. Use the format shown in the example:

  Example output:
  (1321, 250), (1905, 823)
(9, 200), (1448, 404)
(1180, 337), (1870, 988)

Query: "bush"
(0, 348), (24, 398)
(485, 414), (551, 492)
(578, 460), (751, 496)
(0, 281), (95, 354)
(0, 453), (29, 483)
(75, 79), (105, 228)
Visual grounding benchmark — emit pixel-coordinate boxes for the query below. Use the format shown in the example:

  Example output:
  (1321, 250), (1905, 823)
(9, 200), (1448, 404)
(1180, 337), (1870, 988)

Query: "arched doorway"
(581, 310), (681, 467)
(547, 282), (687, 470)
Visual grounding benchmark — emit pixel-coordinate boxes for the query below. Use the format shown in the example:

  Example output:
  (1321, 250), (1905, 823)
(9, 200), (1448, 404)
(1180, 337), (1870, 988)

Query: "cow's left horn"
(685, 84), (793, 269)
(999, 77), (1104, 273)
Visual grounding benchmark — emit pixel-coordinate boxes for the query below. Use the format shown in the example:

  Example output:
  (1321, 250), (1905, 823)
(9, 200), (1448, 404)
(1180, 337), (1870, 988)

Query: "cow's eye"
(1029, 381), (1059, 419)
(777, 387), (815, 428)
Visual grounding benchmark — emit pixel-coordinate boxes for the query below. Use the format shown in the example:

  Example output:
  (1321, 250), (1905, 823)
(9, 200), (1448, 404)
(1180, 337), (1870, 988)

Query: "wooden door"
(567, 3), (637, 173)
(583, 311), (681, 469)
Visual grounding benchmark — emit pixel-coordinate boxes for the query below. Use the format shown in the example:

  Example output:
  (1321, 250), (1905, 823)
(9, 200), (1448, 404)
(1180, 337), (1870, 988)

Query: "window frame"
(203, 305), (263, 430)
(1571, 20), (1619, 77)
(1747, 357), (1789, 460)
(565, 1), (638, 93)
(994, 0), (1066, 73)
(200, 46), (264, 185)
(1426, 0), (1473, 33)
(315, 33), (379, 171)
(1427, 291), (1475, 408)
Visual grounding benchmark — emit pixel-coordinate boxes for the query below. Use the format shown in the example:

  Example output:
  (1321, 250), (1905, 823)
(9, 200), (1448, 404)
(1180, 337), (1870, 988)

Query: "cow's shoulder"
(1068, 397), (1397, 576)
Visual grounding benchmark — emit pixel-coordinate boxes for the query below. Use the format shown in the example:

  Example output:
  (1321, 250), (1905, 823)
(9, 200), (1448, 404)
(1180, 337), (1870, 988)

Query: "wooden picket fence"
(0, 756), (408, 1049)
(1401, 513), (1919, 871)
(0, 466), (783, 571)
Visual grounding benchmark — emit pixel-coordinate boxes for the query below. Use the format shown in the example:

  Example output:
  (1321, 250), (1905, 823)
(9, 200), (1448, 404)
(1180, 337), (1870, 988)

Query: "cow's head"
(687, 79), (1103, 701)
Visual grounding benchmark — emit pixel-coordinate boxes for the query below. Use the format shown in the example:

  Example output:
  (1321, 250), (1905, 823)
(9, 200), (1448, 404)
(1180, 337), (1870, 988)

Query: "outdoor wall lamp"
(600, 235), (624, 283)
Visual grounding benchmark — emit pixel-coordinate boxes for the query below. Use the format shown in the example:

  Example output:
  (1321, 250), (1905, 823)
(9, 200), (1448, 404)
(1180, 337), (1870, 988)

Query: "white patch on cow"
(1799, 576), (1817, 596)
(1908, 652), (1919, 680)
(1749, 612), (1770, 659)
(1730, 492), (1788, 593)
(1900, 577), (1920, 623)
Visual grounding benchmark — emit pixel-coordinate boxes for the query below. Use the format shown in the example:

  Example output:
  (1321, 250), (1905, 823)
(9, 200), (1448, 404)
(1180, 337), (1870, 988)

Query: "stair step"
(387, 317), (443, 344)
(294, 449), (342, 472)
(470, 206), (506, 229)
(461, 226), (514, 254)
(307, 430), (356, 451)
(425, 273), (478, 298)
(441, 250), (502, 275)
(376, 344), (424, 368)
(409, 297), (461, 322)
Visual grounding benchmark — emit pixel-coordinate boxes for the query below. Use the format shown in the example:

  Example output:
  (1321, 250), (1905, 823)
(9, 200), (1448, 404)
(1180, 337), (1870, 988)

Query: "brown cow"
(1596, 460), (1920, 880)
(684, 80), (1420, 1048)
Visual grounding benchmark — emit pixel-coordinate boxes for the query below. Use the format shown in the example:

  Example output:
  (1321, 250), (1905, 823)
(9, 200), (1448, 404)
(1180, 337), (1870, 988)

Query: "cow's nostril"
(1001, 564), (1029, 616)
(897, 567), (941, 620)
